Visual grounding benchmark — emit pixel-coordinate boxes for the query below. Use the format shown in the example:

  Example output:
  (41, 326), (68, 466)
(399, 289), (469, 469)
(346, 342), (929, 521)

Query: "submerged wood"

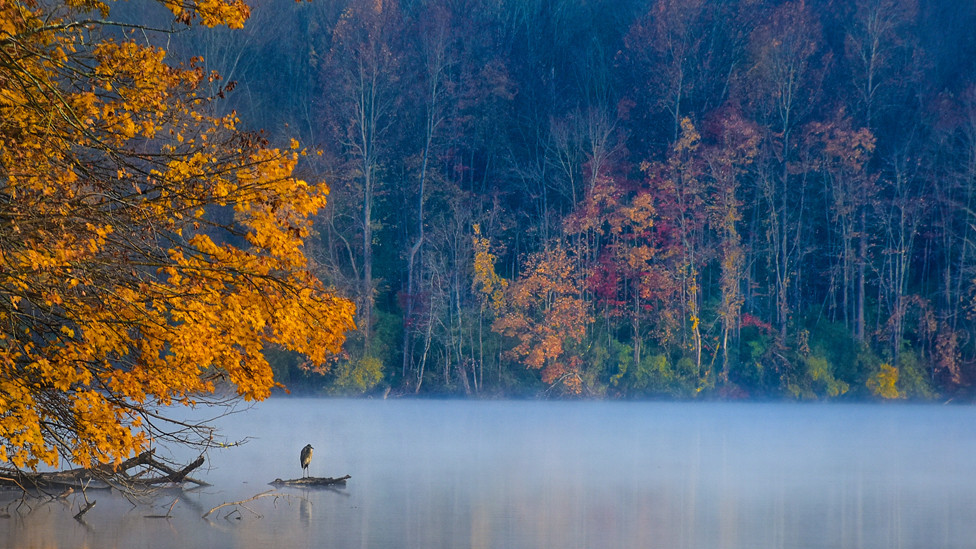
(0, 449), (210, 492)
(269, 475), (351, 487)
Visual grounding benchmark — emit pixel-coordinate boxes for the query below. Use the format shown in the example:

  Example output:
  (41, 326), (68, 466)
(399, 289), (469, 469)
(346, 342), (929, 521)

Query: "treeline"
(160, 0), (976, 399)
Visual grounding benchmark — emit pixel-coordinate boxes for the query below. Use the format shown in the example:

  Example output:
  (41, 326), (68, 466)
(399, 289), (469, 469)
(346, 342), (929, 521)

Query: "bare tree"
(321, 0), (404, 356)
(743, 0), (828, 337)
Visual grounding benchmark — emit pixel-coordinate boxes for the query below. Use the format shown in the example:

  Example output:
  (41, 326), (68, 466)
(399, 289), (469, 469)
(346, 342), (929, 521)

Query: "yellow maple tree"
(866, 363), (902, 399)
(471, 224), (507, 312)
(0, 0), (354, 469)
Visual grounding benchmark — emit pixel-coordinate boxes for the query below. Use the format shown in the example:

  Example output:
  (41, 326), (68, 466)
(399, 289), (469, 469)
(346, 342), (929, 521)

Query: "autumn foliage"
(0, 0), (354, 469)
(493, 245), (590, 394)
(90, 0), (976, 402)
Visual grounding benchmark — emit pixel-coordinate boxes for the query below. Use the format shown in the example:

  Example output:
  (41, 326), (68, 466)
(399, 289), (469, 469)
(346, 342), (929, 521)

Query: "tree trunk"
(857, 208), (867, 342)
(363, 164), (374, 354)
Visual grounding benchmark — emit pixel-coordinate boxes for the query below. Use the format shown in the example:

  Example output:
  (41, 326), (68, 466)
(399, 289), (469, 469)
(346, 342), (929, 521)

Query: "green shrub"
(894, 347), (936, 399)
(328, 355), (385, 394)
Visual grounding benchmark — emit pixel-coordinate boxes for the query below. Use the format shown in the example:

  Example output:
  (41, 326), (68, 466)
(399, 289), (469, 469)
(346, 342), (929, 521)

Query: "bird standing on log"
(300, 444), (314, 478)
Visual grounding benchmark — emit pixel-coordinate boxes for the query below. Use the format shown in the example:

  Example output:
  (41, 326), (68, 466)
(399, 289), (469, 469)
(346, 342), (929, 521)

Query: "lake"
(2, 399), (976, 548)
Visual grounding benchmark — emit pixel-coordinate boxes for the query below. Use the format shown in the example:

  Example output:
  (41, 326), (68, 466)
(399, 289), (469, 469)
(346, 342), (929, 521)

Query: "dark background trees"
(161, 0), (976, 399)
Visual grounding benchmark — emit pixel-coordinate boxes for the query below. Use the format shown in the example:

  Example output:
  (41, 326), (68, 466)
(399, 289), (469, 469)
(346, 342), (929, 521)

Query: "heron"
(300, 444), (314, 478)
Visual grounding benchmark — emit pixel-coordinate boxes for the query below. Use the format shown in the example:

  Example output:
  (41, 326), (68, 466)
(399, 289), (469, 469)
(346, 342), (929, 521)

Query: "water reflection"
(2, 400), (976, 548)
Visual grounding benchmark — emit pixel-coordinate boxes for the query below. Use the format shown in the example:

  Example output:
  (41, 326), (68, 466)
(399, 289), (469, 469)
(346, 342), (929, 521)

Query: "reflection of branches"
(1, 487), (35, 517)
(145, 497), (179, 519)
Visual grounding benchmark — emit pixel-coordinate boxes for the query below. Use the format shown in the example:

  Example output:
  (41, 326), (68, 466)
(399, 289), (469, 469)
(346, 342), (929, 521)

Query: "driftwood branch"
(269, 475), (350, 487)
(203, 489), (314, 520)
(73, 500), (96, 521)
(203, 489), (277, 519)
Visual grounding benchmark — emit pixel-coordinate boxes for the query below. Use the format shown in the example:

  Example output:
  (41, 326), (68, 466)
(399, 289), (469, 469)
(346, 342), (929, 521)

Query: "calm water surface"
(3, 399), (976, 548)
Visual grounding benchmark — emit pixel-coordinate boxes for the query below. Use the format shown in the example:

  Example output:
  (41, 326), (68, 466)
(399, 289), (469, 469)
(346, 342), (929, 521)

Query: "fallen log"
(0, 450), (209, 492)
(269, 475), (350, 487)
(0, 470), (112, 491)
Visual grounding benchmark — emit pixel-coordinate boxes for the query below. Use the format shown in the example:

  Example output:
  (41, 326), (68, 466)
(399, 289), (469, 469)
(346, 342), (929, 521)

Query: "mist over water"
(3, 399), (976, 548)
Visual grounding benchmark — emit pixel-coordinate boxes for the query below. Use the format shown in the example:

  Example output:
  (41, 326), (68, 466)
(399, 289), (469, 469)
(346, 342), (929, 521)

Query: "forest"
(109, 0), (976, 399)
